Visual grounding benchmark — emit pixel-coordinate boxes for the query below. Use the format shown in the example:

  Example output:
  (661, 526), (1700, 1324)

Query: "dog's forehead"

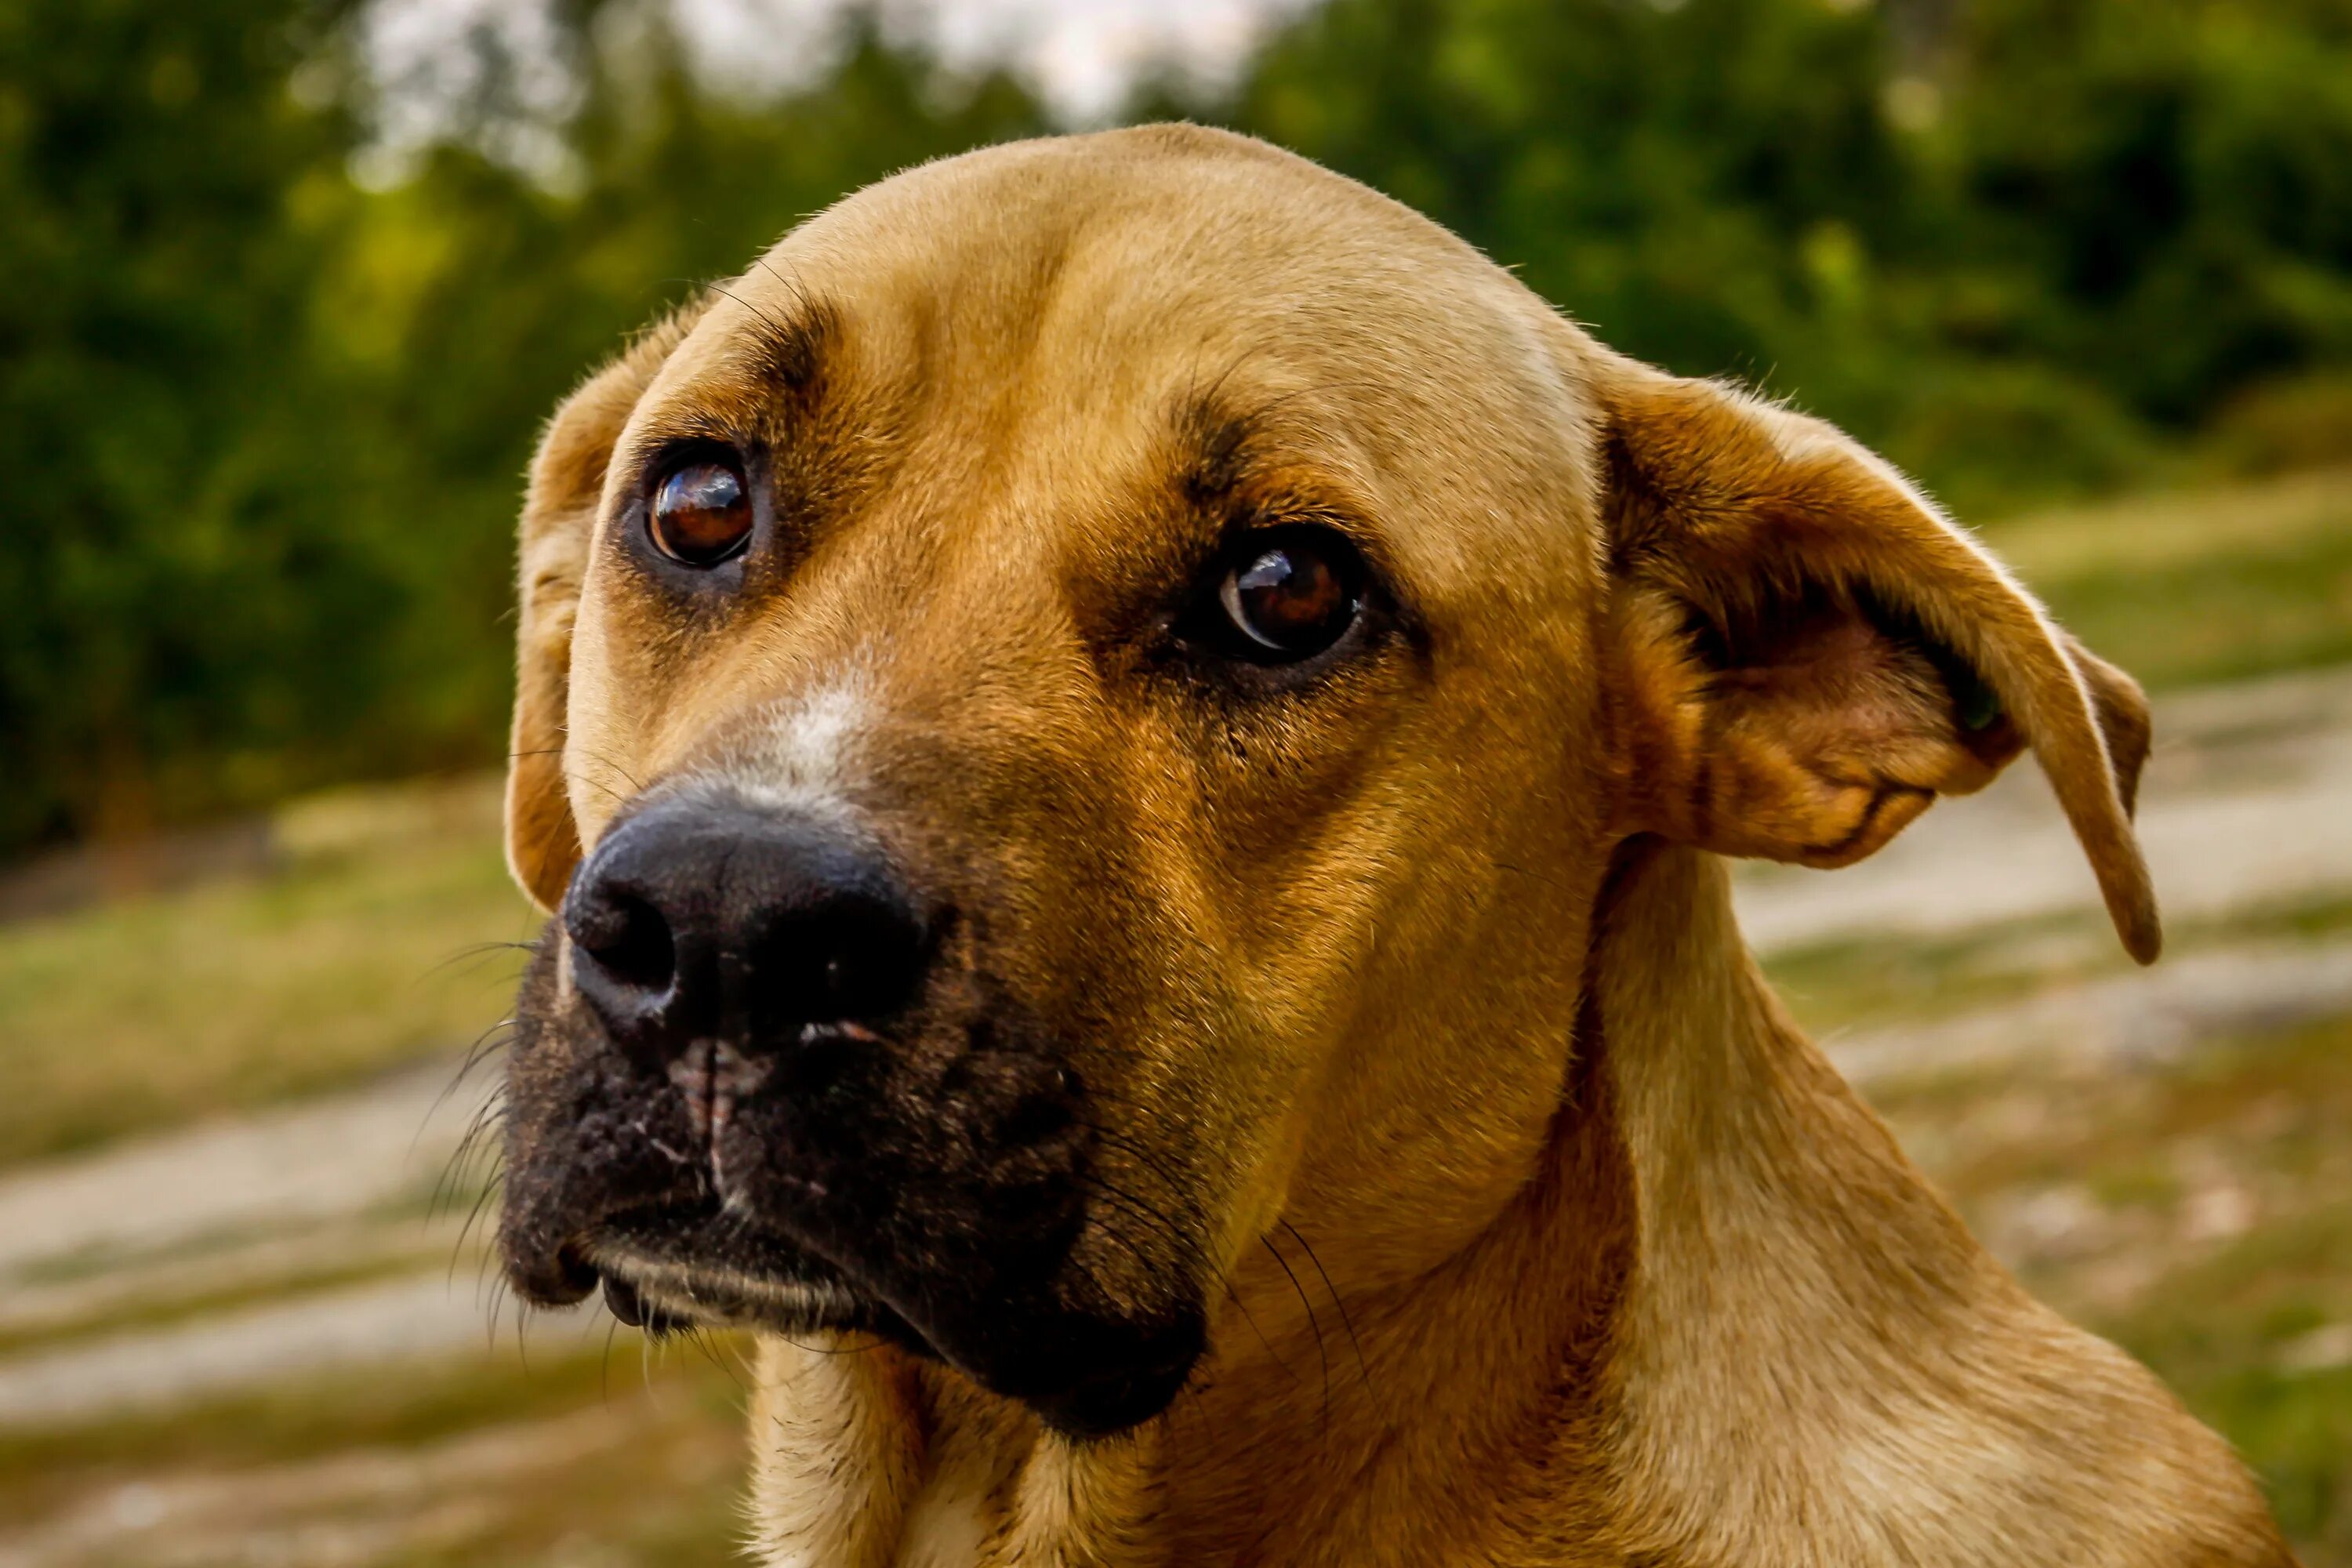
(622, 128), (1606, 575)
(724, 125), (1502, 383)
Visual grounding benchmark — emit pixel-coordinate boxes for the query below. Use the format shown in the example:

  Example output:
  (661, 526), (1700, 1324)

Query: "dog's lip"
(592, 1247), (909, 1341)
(575, 1203), (935, 1350)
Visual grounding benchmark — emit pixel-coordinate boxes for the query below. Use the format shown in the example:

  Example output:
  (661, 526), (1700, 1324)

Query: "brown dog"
(495, 125), (2296, 1566)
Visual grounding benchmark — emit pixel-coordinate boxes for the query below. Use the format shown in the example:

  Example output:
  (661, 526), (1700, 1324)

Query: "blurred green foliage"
(1216, 0), (2352, 493)
(0, 0), (1046, 853)
(3, 0), (2350, 857)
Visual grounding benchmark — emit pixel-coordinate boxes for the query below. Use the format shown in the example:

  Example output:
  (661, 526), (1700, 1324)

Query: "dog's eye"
(648, 459), (753, 567)
(1208, 530), (1363, 662)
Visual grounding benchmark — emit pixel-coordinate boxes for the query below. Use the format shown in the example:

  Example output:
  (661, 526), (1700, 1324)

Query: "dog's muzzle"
(495, 791), (1204, 1436)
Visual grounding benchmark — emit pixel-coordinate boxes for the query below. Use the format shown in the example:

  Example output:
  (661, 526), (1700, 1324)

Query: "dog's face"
(497, 126), (2156, 1438)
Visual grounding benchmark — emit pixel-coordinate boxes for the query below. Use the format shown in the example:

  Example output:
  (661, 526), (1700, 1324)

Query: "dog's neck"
(746, 845), (2259, 1568)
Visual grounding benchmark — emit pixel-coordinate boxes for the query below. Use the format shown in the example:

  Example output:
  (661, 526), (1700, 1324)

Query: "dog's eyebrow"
(612, 294), (839, 469)
(1168, 391), (1374, 534)
(724, 289), (835, 395)
(1171, 397), (1266, 510)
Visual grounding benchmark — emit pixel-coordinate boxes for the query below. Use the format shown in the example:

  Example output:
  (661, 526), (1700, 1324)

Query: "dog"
(495, 125), (2296, 1566)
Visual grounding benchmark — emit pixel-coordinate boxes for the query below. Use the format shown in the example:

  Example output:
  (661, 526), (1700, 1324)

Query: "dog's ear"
(507, 299), (709, 913)
(1597, 361), (2159, 963)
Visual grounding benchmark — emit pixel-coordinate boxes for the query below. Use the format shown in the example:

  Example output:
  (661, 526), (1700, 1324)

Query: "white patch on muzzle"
(711, 668), (876, 822)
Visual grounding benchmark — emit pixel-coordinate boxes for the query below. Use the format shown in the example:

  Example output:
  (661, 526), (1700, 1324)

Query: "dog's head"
(496, 125), (2155, 1437)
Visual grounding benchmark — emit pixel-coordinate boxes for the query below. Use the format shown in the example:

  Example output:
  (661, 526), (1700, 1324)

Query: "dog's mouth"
(497, 926), (1210, 1435)
(576, 1203), (935, 1350)
(524, 1192), (1203, 1437)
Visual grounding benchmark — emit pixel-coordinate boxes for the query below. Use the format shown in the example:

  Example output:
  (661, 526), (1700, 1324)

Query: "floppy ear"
(1597, 361), (2160, 963)
(506, 299), (709, 912)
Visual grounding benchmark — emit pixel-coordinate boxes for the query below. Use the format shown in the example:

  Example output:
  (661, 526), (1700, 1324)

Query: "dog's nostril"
(818, 946), (891, 1020)
(577, 891), (677, 996)
(779, 902), (928, 1025)
(1002, 1093), (1076, 1147)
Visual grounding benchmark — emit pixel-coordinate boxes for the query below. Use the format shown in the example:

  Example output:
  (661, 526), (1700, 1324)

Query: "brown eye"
(1213, 531), (1363, 661)
(648, 459), (752, 567)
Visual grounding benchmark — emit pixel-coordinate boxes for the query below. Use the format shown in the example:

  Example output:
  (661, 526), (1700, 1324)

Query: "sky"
(362, 0), (1316, 170)
(677, 0), (1314, 118)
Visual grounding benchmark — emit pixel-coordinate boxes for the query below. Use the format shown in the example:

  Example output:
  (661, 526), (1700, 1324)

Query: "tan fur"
(508, 125), (2295, 1565)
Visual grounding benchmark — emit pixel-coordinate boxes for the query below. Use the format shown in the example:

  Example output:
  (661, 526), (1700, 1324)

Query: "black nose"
(561, 795), (931, 1054)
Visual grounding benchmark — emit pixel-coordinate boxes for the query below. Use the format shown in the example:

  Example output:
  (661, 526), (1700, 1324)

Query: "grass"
(1859, 1012), (2352, 1563)
(1762, 891), (2352, 1040)
(2116, 1214), (2352, 1565)
(1983, 463), (2352, 691)
(0, 1330), (751, 1566)
(0, 776), (535, 1166)
(0, 1240), (452, 1359)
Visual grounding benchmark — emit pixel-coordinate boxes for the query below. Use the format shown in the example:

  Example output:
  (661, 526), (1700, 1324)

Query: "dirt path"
(1734, 664), (2352, 953)
(0, 1062), (492, 1287)
(1823, 935), (2352, 1085)
(0, 1407), (644, 1568)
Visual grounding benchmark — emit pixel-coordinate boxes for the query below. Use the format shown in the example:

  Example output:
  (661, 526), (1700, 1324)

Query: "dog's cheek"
(1159, 670), (1409, 856)
(851, 701), (1274, 1314)
(724, 1005), (1094, 1298)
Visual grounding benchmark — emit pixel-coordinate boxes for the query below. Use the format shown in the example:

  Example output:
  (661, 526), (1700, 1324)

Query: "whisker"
(1261, 1232), (1331, 1434)
(452, 1167), (506, 1265)
(704, 278), (789, 338)
(686, 1324), (750, 1398)
(417, 1016), (520, 1164)
(1280, 1218), (1373, 1393)
(422, 942), (535, 982)
(431, 1098), (506, 1223)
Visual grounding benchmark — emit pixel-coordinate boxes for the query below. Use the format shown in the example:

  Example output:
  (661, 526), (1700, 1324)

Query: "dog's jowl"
(495, 125), (2296, 1566)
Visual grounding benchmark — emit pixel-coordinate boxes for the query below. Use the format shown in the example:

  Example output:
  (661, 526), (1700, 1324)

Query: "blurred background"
(0, 0), (2347, 1562)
